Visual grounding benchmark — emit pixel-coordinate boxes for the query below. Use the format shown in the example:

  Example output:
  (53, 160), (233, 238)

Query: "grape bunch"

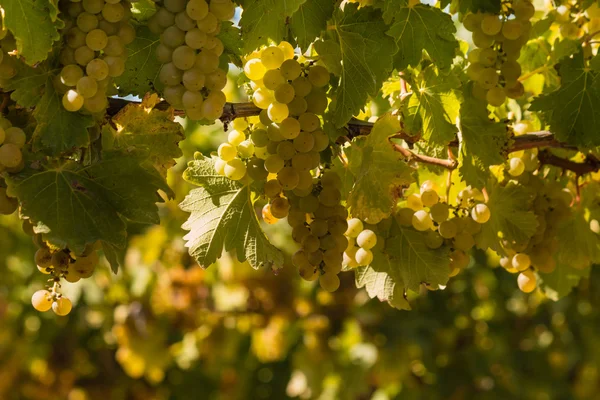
(0, 116), (26, 215)
(150, 0), (235, 121)
(397, 181), (491, 277)
(463, 0), (535, 106)
(57, 0), (136, 113)
(343, 219), (378, 269)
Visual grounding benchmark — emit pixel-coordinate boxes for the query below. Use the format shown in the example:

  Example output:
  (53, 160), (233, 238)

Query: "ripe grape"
(62, 90), (85, 112)
(514, 0), (535, 20)
(292, 77), (312, 97)
(265, 154), (284, 173)
(224, 159), (246, 180)
(261, 46), (284, 69)
(355, 248), (373, 266)
(517, 270), (536, 293)
(77, 12), (99, 33)
(319, 272), (340, 292)
(318, 187), (341, 207)
(277, 167), (300, 190)
(172, 45), (196, 70)
(280, 59), (302, 80)
(356, 230), (377, 249)
(61, 65), (85, 87)
(86, 58), (109, 80)
(512, 253), (531, 271)
(279, 118), (301, 140)
(412, 210), (433, 231)
(471, 203), (491, 224)
(486, 86), (506, 106)
(83, 0), (104, 14)
(508, 157), (525, 176)
(182, 67), (206, 91)
(74, 46), (95, 66)
(102, 3), (125, 23)
(244, 58), (266, 81)
(86, 29), (108, 51)
(32, 290), (53, 312)
(478, 68), (499, 89)
(463, 13), (483, 32)
(217, 143), (237, 161)
(425, 231), (444, 249)
(453, 232), (475, 251)
(481, 14), (502, 35)
(76, 76), (98, 98)
(105, 56), (125, 77)
(298, 113), (320, 132)
(186, 0), (209, 20)
(430, 203), (449, 223)
(406, 193), (423, 211)
(472, 30), (495, 48)
(52, 297), (73, 316)
(502, 20), (523, 40)
(195, 50), (219, 73)
(420, 189), (439, 207)
(505, 81), (524, 99)
(288, 97), (308, 116)
(270, 197), (290, 218)
(268, 102), (289, 123)
(274, 83), (296, 104)
(293, 132), (315, 153)
(276, 141), (296, 160)
(308, 65), (330, 87)
(299, 195), (319, 213)
(501, 60), (522, 82)
(438, 219), (457, 239)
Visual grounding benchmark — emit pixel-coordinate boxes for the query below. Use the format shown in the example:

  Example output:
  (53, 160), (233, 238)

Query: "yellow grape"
(486, 86), (506, 106)
(517, 270), (537, 293)
(52, 297), (73, 316)
(32, 290), (53, 312)
(471, 203), (491, 224)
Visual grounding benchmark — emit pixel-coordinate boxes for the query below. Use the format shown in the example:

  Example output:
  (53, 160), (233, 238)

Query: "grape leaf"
(539, 262), (590, 301)
(116, 25), (163, 97)
(103, 94), (184, 175)
(0, 61), (53, 107)
(403, 66), (461, 147)
(102, 241), (127, 274)
(32, 79), (95, 155)
(314, 4), (396, 128)
(217, 22), (244, 60)
(530, 52), (600, 147)
(130, 0), (157, 21)
(555, 210), (600, 267)
(180, 155), (284, 270)
(289, 0), (335, 51)
(475, 181), (539, 254)
(343, 114), (415, 224)
(238, 0), (306, 52)
(5, 151), (171, 257)
(446, 0), (502, 14)
(384, 3), (459, 70)
(458, 85), (509, 188)
(1, 0), (63, 65)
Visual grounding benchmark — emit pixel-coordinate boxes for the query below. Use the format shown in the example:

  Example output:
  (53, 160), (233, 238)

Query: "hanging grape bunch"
(464, 0), (535, 105)
(150, 0), (235, 120)
(0, 116), (25, 215)
(58, 0), (137, 113)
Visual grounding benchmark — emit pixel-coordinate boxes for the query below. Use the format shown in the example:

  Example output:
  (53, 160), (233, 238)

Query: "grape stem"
(537, 149), (600, 175)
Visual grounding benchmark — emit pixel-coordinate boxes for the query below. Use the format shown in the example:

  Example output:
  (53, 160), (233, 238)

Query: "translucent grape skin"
(32, 290), (53, 312)
(52, 297), (73, 316)
(356, 229), (377, 250)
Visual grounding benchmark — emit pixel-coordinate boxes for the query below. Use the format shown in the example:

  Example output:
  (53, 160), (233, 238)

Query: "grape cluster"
(0, 116), (25, 215)
(57, 0), (136, 113)
(150, 0), (235, 121)
(397, 181), (491, 277)
(342, 219), (378, 269)
(464, 0), (535, 106)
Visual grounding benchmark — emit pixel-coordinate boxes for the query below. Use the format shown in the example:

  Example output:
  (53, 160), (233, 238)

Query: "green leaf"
(0, 61), (53, 107)
(343, 114), (415, 224)
(530, 52), (600, 147)
(2, 0), (63, 65)
(130, 0), (157, 22)
(314, 4), (396, 128)
(239, 0), (306, 53)
(32, 79), (95, 155)
(116, 25), (163, 97)
(217, 22), (244, 60)
(555, 209), (600, 268)
(102, 94), (184, 176)
(539, 262), (590, 301)
(289, 0), (335, 51)
(404, 66), (461, 147)
(475, 181), (539, 254)
(180, 155), (284, 270)
(5, 151), (170, 256)
(448, 0), (502, 14)
(384, 4), (459, 70)
(102, 241), (126, 274)
(458, 84), (509, 188)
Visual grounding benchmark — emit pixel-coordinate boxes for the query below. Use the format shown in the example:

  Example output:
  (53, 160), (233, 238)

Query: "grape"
(406, 193), (423, 211)
(214, 157), (226, 175)
(277, 167), (300, 190)
(75, 76), (98, 99)
(62, 90), (84, 112)
(205, 69), (227, 91)
(430, 203), (449, 223)
(279, 117), (301, 139)
(86, 29), (108, 51)
(265, 154), (284, 174)
(449, 250), (470, 270)
(217, 143), (237, 161)
(485, 86), (505, 106)
(165, 0), (187, 13)
(463, 13), (483, 32)
(251, 129), (269, 147)
(161, 26), (185, 48)
(0, 188), (17, 214)
(227, 130), (245, 146)
(292, 77), (312, 97)
(453, 232), (474, 251)
(159, 63), (183, 86)
(74, 46), (95, 66)
(481, 14), (502, 35)
(156, 43), (174, 63)
(278, 41), (295, 60)
(478, 47), (497, 67)
(32, 290), (53, 312)
(514, 0), (535, 20)
(86, 58), (109, 80)
(298, 113), (320, 132)
(102, 3), (125, 23)
(172, 45), (196, 70)
(293, 132), (315, 153)
(263, 69), (285, 90)
(425, 231), (444, 249)
(210, 39), (225, 56)
(501, 60), (522, 82)
(343, 247), (359, 268)
(310, 219), (328, 237)
(276, 141), (296, 160)
(471, 203), (491, 224)
(288, 210), (307, 228)
(296, 170), (314, 190)
(318, 187), (341, 207)
(467, 48), (482, 64)
(66, 1), (84, 18)
(305, 89), (328, 114)
(478, 68), (499, 89)
(77, 12), (99, 33)
(59, 47), (76, 66)
(267, 124), (283, 141)
(323, 249), (343, 272)
(472, 30), (494, 48)
(299, 195), (319, 213)
(270, 197), (290, 218)
(280, 59), (302, 80)
(60, 64), (84, 87)
(466, 62), (485, 80)
(319, 272), (340, 292)
(99, 20), (120, 36)
(267, 102), (289, 123)
(397, 207), (415, 226)
(252, 88), (273, 109)
(198, 13), (219, 34)
(184, 28), (207, 49)
(504, 81), (524, 99)
(84, 91), (108, 113)
(246, 158), (268, 180)
(328, 217), (348, 236)
(356, 230), (377, 249)
(412, 210), (433, 231)
(224, 158), (246, 181)
(308, 65), (330, 88)
(52, 297), (73, 316)
(293, 250), (311, 268)
(161, 85), (183, 109)
(180, 67), (205, 91)
(302, 234), (320, 252)
(355, 248), (373, 266)
(508, 157), (525, 176)
(104, 35), (125, 57)
(420, 189), (439, 207)
(264, 179), (282, 198)
(105, 56), (125, 77)
(288, 97), (308, 116)
(186, 0), (209, 20)
(312, 130), (329, 152)
(517, 270), (536, 293)
(261, 46), (284, 69)
(210, 1), (236, 20)
(510, 253), (530, 272)
(438, 219), (457, 239)
(274, 83), (296, 104)
(502, 20), (523, 40)
(195, 50), (219, 73)
(82, 0), (104, 14)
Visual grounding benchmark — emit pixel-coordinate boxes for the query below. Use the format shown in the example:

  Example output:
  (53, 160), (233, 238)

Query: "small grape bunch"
(463, 0), (535, 106)
(342, 218), (378, 269)
(58, 0), (136, 113)
(32, 289), (73, 316)
(150, 0), (235, 121)
(0, 116), (26, 215)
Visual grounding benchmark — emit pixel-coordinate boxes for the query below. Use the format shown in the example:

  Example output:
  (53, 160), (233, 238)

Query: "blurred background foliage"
(2, 57), (600, 400)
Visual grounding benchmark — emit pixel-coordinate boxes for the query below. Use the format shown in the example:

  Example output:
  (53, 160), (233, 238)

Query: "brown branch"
(538, 150), (600, 175)
(510, 131), (577, 152)
(392, 143), (457, 170)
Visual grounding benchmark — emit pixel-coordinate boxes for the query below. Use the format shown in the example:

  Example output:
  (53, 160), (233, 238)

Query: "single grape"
(308, 65), (330, 87)
(52, 297), (73, 316)
(274, 83), (296, 104)
(478, 68), (499, 89)
(501, 60), (522, 83)
(186, 0), (209, 20)
(486, 86), (506, 107)
(86, 58), (109, 80)
(62, 90), (84, 112)
(425, 231), (444, 249)
(261, 46), (284, 69)
(277, 167), (300, 190)
(270, 197), (290, 219)
(105, 56), (126, 77)
(77, 12), (99, 33)
(513, 0), (535, 20)
(224, 158), (247, 181)
(76, 76), (98, 99)
(412, 210), (433, 231)
(32, 290), (53, 312)
(438, 219), (457, 239)
(86, 29), (108, 51)
(292, 77), (312, 97)
(210, 0), (236, 20)
(512, 253), (531, 271)
(508, 157), (525, 176)
(478, 47), (497, 67)
(481, 14), (502, 35)
(288, 96), (308, 116)
(244, 58), (266, 81)
(463, 13), (483, 32)
(267, 102), (289, 123)
(356, 229), (377, 249)
(502, 20), (523, 40)
(252, 88), (274, 109)
(298, 113), (320, 132)
(276, 141), (296, 161)
(420, 189), (439, 207)
(355, 247), (374, 266)
(318, 187), (341, 207)
(319, 272), (340, 292)
(449, 249), (470, 270)
(397, 207), (415, 226)
(118, 23), (136, 45)
(517, 270), (536, 293)
(299, 195), (319, 213)
(265, 154), (284, 173)
(406, 193), (423, 211)
(279, 118), (301, 140)
(280, 59), (302, 80)
(504, 81), (525, 99)
(430, 203), (449, 223)
(195, 50), (219, 74)
(262, 69), (285, 90)
(293, 131), (315, 153)
(472, 30), (495, 48)
(74, 46), (95, 66)
(102, 2), (125, 23)
(471, 203), (491, 224)
(227, 130), (246, 146)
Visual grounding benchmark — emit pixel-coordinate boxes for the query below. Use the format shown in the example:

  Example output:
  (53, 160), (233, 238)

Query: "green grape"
(180, 67), (204, 91)
(247, 158), (268, 180)
(291, 153), (313, 171)
(210, 0), (236, 21)
(450, 250), (470, 270)
(356, 229), (377, 249)
(237, 140), (255, 158)
(302, 234), (320, 253)
(52, 297), (73, 316)
(270, 197), (290, 218)
(83, 91), (108, 113)
(276, 141), (296, 161)
(280, 59), (302, 80)
(244, 58), (266, 81)
(159, 63), (183, 86)
(355, 247), (373, 266)
(430, 203), (449, 223)
(268, 102), (289, 123)
(314, 204), (336, 219)
(319, 272), (340, 292)
(82, 0), (104, 14)
(501, 60), (522, 83)
(183, 29), (206, 50)
(277, 167), (300, 190)
(321, 171), (342, 190)
(486, 86), (506, 106)
(463, 13), (483, 32)
(318, 187), (341, 207)
(186, 0), (209, 20)
(163, 85), (185, 109)
(172, 45), (196, 70)
(328, 217), (348, 237)
(517, 270), (536, 293)
(263, 69), (285, 90)
(514, 0), (535, 20)
(74, 46), (95, 66)
(76, 76), (98, 98)
(209, 38), (225, 56)
(471, 203), (490, 224)
(288, 96), (308, 116)
(99, 20), (120, 36)
(279, 117), (301, 139)
(305, 89), (328, 115)
(252, 88), (273, 109)
(161, 26), (185, 48)
(466, 62), (485, 80)
(478, 68), (499, 89)
(175, 10), (196, 31)
(260, 109), (273, 126)
(288, 209), (307, 228)
(86, 58), (109, 80)
(343, 246), (359, 268)
(420, 189), (439, 207)
(293, 131), (315, 153)
(198, 13), (218, 34)
(453, 232), (475, 251)
(216, 143), (236, 161)
(472, 30), (495, 48)
(62, 90), (84, 112)
(406, 193), (423, 211)
(508, 157), (525, 176)
(264, 179), (282, 198)
(274, 83), (296, 104)
(86, 29), (108, 51)
(478, 47), (497, 67)
(293, 250), (311, 268)
(504, 81), (524, 99)
(164, 0), (187, 13)
(66, 1), (84, 18)
(292, 77), (312, 97)
(156, 43), (174, 64)
(425, 231), (444, 249)
(105, 56), (126, 77)
(224, 158), (246, 180)
(35, 247), (53, 269)
(438, 219), (457, 239)
(227, 130), (246, 146)
(481, 14), (502, 35)
(205, 69), (227, 91)
(307, 65), (330, 88)
(261, 46), (285, 69)
(195, 50), (219, 73)
(103, 35), (125, 57)
(0, 188), (17, 214)
(60, 65), (84, 87)
(267, 124), (283, 142)
(232, 118), (248, 131)
(296, 170), (314, 190)
(345, 218), (363, 238)
(77, 12), (99, 33)
(319, 236), (337, 254)
(32, 290), (53, 312)
(265, 154), (284, 173)
(299, 195), (319, 213)
(323, 249), (343, 272)
(59, 47), (76, 66)
(102, 2), (125, 23)
(310, 219), (328, 237)
(502, 20), (523, 40)
(312, 130), (329, 152)
(250, 129), (269, 147)
(467, 48), (482, 63)
(298, 113), (320, 132)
